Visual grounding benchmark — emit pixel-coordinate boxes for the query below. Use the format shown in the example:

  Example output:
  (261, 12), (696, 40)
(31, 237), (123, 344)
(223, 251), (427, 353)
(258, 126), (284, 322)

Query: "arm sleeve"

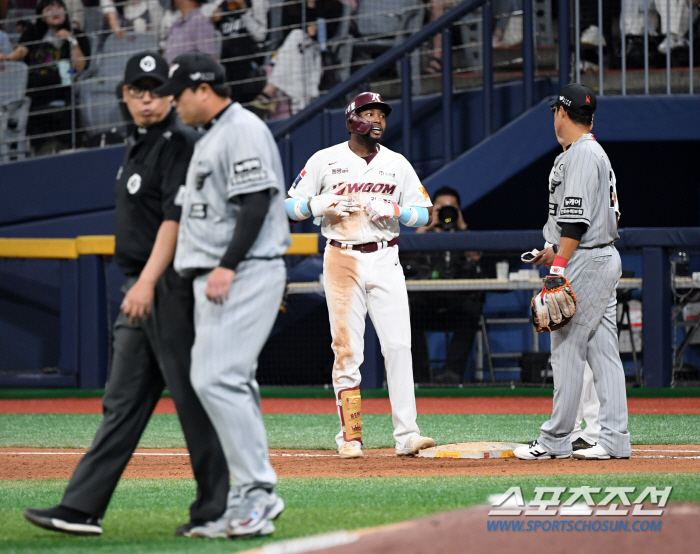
(161, 134), (194, 222)
(398, 157), (432, 208)
(560, 222), (587, 241)
(219, 189), (271, 271)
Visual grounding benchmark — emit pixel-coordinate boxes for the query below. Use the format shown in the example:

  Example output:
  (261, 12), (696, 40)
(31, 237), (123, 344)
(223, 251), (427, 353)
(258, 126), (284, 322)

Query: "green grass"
(1, 474), (698, 554)
(2, 414), (700, 449)
(2, 387), (700, 399)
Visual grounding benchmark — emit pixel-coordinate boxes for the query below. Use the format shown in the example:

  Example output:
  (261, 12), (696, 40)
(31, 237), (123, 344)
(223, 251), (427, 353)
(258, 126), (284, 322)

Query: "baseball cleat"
(396, 435), (435, 456)
(573, 443), (629, 460)
(24, 505), (103, 536)
(571, 437), (594, 451)
(227, 490), (284, 538)
(339, 440), (363, 459)
(513, 440), (571, 460)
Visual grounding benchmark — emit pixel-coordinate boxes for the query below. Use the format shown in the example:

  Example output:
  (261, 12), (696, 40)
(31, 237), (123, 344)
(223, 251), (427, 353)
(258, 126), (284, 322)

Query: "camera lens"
(437, 205), (459, 230)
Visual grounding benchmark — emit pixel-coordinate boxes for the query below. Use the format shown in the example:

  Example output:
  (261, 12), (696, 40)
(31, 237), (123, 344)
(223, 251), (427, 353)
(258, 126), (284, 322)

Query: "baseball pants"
(572, 361), (601, 444)
(323, 243), (420, 451)
(538, 245), (631, 458)
(190, 258), (285, 494)
(61, 267), (229, 522)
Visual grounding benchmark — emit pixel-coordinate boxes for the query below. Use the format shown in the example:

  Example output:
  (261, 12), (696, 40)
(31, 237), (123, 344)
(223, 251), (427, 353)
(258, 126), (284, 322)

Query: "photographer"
(402, 187), (485, 384)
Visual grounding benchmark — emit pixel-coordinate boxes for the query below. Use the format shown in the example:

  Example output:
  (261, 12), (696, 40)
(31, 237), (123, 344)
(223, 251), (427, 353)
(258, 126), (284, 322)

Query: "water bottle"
(317, 17), (327, 52)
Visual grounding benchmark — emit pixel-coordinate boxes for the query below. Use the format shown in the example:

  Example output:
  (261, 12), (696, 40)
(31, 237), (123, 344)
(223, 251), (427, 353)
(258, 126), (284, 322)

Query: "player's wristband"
(285, 197), (311, 221)
(398, 206), (429, 227)
(550, 255), (569, 275)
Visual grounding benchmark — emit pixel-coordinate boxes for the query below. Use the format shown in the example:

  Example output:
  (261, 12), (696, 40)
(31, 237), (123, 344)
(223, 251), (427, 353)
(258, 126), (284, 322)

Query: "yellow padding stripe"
(286, 234), (319, 255)
(0, 234), (319, 259)
(76, 236), (116, 255)
(0, 238), (78, 259)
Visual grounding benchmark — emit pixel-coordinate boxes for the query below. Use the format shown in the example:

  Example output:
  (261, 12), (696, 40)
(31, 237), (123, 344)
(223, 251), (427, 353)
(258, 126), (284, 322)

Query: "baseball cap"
(154, 52), (225, 98)
(123, 52), (169, 86)
(549, 83), (597, 117)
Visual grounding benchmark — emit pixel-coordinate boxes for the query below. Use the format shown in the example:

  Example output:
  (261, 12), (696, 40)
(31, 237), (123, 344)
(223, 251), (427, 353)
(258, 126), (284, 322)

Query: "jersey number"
(609, 169), (619, 213)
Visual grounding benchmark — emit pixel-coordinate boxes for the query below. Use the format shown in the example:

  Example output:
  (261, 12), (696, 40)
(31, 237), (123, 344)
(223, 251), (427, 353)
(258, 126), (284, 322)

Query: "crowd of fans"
(0, 0), (698, 156)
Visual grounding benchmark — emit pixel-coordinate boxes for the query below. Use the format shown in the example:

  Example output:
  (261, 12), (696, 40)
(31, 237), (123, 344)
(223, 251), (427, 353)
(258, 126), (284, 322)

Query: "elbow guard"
(398, 206), (429, 227)
(285, 197), (311, 221)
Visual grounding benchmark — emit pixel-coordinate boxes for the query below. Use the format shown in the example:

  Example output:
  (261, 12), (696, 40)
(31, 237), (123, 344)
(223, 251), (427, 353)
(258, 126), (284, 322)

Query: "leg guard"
(337, 387), (362, 444)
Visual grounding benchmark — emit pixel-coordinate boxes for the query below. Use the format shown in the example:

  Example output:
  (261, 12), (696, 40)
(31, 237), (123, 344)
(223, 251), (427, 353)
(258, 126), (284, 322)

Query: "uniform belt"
(329, 238), (399, 253)
(577, 242), (615, 250)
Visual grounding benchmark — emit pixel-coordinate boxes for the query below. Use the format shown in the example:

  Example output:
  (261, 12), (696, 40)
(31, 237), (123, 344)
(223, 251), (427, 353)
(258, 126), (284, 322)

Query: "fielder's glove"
(531, 275), (578, 333)
(365, 198), (400, 222)
(309, 194), (359, 218)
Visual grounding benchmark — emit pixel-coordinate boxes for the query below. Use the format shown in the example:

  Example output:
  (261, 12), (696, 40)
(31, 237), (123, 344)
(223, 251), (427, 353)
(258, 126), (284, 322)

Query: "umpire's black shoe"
(24, 505), (103, 536)
(571, 437), (594, 451)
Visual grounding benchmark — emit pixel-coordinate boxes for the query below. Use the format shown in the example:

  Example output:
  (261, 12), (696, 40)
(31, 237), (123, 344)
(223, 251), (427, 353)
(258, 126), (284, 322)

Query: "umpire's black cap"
(154, 52), (225, 98)
(549, 83), (597, 117)
(123, 51), (169, 86)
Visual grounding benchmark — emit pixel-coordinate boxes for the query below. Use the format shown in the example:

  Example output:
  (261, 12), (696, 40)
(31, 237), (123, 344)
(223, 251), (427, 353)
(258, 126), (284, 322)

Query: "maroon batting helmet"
(345, 92), (393, 135)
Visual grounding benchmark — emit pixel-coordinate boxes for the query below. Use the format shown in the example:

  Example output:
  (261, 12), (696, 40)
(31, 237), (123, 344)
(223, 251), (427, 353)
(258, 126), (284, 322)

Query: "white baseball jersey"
(288, 142), (432, 244)
(543, 134), (620, 248)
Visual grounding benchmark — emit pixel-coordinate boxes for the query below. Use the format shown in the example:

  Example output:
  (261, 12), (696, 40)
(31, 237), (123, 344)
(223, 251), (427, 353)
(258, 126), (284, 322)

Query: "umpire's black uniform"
(60, 107), (229, 527)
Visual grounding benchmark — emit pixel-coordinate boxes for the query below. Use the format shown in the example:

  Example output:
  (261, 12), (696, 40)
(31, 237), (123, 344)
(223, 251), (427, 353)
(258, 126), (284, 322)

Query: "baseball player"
(154, 52), (290, 538)
(24, 52), (229, 536)
(514, 83), (631, 461)
(286, 92), (435, 459)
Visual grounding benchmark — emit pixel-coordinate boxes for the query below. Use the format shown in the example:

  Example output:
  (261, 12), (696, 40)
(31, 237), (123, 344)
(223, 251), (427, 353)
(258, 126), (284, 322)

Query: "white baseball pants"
(323, 243), (420, 451)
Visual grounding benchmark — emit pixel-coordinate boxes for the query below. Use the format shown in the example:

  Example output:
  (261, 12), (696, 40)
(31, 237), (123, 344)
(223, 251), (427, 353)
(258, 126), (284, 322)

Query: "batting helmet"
(345, 92), (393, 135)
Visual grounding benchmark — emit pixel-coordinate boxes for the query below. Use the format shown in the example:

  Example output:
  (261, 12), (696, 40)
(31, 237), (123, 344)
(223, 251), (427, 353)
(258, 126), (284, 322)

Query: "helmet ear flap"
(346, 111), (372, 135)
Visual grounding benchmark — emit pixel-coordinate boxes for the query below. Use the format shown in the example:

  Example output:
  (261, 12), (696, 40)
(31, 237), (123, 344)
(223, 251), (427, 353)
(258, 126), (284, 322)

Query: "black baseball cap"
(549, 83), (597, 117)
(123, 51), (169, 86)
(154, 52), (225, 98)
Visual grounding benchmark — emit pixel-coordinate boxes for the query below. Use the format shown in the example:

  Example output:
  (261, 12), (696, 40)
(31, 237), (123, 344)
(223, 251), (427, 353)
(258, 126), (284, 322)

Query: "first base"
(418, 442), (526, 459)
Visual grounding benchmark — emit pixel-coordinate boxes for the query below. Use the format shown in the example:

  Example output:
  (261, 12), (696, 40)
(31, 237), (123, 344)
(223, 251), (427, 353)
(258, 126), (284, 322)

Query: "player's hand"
(531, 247), (556, 267)
(55, 29), (71, 39)
(365, 198), (400, 222)
(206, 267), (235, 304)
(121, 279), (155, 324)
(309, 194), (359, 218)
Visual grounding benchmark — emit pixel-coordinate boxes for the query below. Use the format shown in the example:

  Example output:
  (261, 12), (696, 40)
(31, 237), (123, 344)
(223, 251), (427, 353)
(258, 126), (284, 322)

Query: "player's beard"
(358, 132), (382, 147)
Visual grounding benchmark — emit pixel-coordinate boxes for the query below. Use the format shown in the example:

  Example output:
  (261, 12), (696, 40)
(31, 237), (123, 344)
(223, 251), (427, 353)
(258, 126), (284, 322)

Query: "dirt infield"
(2, 396), (699, 414)
(2, 445), (699, 480)
(250, 504), (699, 554)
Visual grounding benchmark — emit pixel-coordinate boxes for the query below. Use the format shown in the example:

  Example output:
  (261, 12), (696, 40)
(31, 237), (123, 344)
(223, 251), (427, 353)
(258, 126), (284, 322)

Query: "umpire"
(24, 52), (229, 537)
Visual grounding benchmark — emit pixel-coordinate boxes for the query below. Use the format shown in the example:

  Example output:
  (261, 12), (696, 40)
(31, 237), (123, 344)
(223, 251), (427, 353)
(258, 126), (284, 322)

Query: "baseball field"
(2, 387), (700, 553)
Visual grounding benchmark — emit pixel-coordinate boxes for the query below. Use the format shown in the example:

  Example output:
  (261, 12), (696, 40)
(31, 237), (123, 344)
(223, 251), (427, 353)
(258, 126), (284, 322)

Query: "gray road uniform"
(539, 133), (631, 458)
(174, 102), (291, 494)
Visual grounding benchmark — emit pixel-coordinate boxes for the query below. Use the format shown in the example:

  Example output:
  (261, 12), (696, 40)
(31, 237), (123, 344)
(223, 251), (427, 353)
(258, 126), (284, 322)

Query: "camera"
(437, 205), (460, 231)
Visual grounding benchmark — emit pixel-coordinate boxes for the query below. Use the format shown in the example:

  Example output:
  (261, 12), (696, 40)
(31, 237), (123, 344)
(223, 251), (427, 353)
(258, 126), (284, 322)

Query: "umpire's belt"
(329, 237), (399, 253)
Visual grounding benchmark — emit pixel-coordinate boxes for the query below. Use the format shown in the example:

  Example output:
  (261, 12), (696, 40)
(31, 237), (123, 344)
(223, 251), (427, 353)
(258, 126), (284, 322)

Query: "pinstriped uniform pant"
(538, 245), (632, 458)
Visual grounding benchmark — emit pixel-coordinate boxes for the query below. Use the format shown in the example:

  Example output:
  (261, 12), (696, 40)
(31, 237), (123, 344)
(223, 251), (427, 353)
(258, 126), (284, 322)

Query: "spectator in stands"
(100, 0), (164, 44)
(402, 186), (485, 385)
(208, 0), (268, 103)
(163, 0), (217, 63)
(252, 3), (322, 117)
(655, 0), (699, 54)
(620, 0), (659, 68)
(0, 27), (11, 54)
(426, 0), (522, 74)
(0, 0), (90, 154)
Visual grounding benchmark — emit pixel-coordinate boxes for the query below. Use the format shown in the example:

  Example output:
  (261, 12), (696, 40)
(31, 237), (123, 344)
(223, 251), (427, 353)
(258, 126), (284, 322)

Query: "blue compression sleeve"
(285, 197), (311, 221)
(398, 206), (429, 227)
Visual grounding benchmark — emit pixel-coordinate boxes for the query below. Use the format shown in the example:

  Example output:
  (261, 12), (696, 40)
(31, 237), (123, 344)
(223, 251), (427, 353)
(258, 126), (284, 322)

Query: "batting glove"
(365, 198), (400, 222)
(309, 194), (359, 218)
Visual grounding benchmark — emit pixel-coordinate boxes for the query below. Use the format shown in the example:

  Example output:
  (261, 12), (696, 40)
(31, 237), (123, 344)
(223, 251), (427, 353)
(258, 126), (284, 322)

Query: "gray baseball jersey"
(174, 102), (291, 274)
(543, 134), (620, 248)
(537, 134), (631, 458)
